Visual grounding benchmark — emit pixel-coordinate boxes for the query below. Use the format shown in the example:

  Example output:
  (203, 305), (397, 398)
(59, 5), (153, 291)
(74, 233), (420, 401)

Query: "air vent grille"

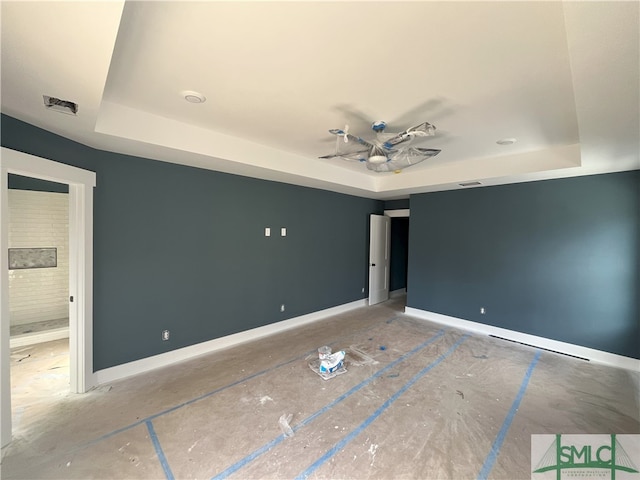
(43, 95), (78, 115)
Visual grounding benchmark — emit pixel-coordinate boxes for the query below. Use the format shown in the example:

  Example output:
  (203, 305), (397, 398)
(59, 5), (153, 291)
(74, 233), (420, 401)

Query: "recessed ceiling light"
(496, 138), (516, 145)
(181, 90), (206, 104)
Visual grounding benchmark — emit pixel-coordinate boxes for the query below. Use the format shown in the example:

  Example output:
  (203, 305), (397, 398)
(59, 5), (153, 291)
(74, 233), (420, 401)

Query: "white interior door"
(368, 214), (391, 305)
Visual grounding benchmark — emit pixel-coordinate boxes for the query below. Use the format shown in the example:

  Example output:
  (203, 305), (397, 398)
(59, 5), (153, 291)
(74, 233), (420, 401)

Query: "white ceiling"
(1, 1), (638, 199)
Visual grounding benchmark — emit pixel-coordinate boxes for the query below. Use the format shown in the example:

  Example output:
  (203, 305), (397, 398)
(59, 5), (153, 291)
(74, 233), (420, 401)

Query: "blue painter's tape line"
(211, 328), (447, 480)
(85, 316), (403, 449)
(146, 420), (175, 480)
(476, 349), (541, 480)
(295, 334), (470, 480)
(86, 354), (305, 448)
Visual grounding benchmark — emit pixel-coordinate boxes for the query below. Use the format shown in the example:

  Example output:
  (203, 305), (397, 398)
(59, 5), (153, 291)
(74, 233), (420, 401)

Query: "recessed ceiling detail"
(1, 1), (637, 199)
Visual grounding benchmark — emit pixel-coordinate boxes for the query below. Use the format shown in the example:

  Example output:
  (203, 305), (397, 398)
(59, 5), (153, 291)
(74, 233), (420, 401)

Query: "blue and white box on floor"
(320, 349), (345, 374)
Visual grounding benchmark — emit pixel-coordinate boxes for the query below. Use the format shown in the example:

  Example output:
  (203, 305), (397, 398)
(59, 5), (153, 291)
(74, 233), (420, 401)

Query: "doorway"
(8, 178), (70, 347)
(7, 179), (71, 438)
(368, 210), (411, 306)
(1, 147), (95, 449)
(389, 216), (409, 295)
(384, 208), (410, 307)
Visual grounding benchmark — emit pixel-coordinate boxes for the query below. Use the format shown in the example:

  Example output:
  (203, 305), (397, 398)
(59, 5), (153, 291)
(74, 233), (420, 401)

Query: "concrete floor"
(1, 297), (639, 479)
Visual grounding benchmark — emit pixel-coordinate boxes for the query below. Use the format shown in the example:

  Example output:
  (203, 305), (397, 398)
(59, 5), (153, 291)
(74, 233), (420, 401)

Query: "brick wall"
(8, 190), (69, 326)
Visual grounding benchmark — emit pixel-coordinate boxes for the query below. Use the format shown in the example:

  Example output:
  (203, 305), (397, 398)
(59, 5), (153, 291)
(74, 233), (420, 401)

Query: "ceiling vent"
(43, 95), (78, 115)
(459, 181), (482, 187)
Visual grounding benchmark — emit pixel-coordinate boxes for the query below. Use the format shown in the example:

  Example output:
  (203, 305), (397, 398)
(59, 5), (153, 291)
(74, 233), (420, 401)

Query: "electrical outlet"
(280, 304), (285, 312)
(480, 307), (486, 314)
(362, 287), (365, 293)
(162, 330), (170, 341)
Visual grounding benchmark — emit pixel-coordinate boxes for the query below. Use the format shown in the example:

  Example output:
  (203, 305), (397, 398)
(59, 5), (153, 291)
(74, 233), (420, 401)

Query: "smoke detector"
(43, 95), (78, 115)
(181, 90), (206, 104)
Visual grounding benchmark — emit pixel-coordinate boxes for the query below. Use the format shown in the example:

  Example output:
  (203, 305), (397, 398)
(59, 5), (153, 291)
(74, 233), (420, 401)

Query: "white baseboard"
(10, 327), (69, 348)
(390, 288), (407, 298)
(94, 299), (367, 386)
(404, 307), (640, 372)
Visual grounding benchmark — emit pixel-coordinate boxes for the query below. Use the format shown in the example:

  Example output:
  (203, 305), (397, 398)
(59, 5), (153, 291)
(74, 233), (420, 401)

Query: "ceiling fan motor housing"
(372, 121), (387, 132)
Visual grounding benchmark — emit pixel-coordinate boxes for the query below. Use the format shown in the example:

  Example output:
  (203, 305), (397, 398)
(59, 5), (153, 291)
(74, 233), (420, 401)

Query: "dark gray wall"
(390, 217), (409, 292)
(2, 114), (382, 370)
(8, 174), (69, 193)
(9, 174), (69, 193)
(384, 199), (409, 210)
(407, 172), (640, 359)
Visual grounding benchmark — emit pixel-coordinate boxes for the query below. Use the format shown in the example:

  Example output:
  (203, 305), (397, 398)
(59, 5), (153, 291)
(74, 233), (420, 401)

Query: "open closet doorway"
(368, 209), (410, 307)
(385, 208), (410, 305)
(1, 147), (95, 449)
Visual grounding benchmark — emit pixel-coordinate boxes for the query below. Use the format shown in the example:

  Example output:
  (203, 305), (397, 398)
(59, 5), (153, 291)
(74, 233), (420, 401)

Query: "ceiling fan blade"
(327, 128), (374, 149)
(367, 147), (440, 172)
(344, 133), (374, 148)
(340, 152), (369, 162)
(408, 147), (441, 156)
(381, 122), (436, 149)
(319, 148), (369, 160)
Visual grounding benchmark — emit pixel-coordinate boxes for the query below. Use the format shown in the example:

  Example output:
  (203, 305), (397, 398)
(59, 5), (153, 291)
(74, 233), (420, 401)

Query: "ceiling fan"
(319, 120), (441, 172)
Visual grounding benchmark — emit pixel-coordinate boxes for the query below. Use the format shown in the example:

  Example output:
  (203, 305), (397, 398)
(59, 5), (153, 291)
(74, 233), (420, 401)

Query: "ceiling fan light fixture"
(368, 155), (388, 164)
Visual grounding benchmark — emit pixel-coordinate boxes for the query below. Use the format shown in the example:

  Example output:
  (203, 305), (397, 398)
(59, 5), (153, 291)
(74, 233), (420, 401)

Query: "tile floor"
(10, 318), (69, 337)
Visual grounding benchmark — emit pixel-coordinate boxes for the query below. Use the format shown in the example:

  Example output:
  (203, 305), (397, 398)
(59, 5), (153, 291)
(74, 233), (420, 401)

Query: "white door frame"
(383, 209), (410, 218)
(0, 147), (95, 449)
